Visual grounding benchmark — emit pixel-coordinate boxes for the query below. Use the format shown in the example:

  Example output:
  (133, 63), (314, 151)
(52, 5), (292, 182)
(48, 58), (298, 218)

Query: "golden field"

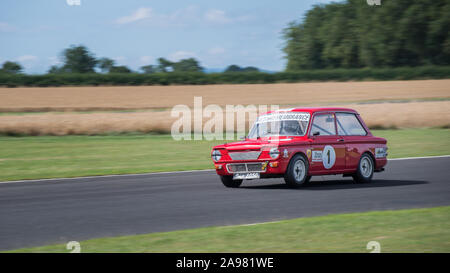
(0, 80), (449, 135)
(0, 79), (449, 112)
(0, 101), (448, 135)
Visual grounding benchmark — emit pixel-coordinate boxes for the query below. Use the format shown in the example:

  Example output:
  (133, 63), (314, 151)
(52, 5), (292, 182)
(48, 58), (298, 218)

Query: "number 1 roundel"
(322, 145), (336, 169)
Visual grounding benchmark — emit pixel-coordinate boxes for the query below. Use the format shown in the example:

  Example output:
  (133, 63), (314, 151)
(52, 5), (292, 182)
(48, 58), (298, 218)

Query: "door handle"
(337, 139), (345, 142)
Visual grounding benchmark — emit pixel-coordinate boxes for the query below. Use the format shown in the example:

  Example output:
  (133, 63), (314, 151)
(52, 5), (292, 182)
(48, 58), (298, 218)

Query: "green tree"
(157, 58), (174, 72)
(283, 0), (450, 70)
(109, 65), (132, 73)
(140, 65), (160, 74)
(224, 65), (242, 72)
(98, 58), (115, 73)
(172, 58), (203, 72)
(47, 65), (63, 74)
(225, 65), (259, 72)
(241, 66), (259, 72)
(61, 45), (97, 73)
(1, 61), (23, 74)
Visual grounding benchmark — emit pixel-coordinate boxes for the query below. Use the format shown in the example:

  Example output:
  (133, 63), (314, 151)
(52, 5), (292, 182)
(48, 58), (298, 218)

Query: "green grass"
(372, 128), (450, 158)
(0, 128), (448, 181)
(8, 206), (450, 253)
(0, 134), (224, 181)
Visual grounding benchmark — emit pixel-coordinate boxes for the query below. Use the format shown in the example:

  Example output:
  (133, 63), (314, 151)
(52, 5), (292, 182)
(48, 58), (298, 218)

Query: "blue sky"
(0, 0), (333, 73)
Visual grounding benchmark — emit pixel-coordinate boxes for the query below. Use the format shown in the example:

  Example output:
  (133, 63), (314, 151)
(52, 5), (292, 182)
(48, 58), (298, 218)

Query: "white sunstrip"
(0, 155), (449, 184)
(255, 112), (310, 124)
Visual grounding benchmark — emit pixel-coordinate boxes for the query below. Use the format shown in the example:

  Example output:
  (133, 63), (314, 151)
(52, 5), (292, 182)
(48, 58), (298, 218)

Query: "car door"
(335, 112), (369, 170)
(309, 112), (346, 173)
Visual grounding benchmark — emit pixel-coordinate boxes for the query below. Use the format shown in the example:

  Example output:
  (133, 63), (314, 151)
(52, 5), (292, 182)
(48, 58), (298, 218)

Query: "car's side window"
(311, 113), (336, 136)
(336, 113), (367, 136)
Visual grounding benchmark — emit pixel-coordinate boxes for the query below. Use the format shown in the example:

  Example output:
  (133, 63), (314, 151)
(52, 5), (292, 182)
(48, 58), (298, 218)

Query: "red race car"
(211, 107), (388, 188)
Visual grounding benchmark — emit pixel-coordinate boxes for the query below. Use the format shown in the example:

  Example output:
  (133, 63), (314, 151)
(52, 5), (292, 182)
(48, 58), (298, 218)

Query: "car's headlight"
(269, 148), (280, 159)
(212, 150), (222, 162)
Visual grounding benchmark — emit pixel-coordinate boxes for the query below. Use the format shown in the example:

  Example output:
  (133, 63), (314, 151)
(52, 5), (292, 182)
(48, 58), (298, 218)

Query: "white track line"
(235, 221), (280, 227)
(0, 155), (449, 184)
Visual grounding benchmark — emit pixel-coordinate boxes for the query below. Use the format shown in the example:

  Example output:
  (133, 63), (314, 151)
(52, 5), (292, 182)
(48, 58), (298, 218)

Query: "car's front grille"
(247, 163), (264, 172)
(228, 164), (247, 173)
(228, 151), (261, 161)
(226, 162), (266, 173)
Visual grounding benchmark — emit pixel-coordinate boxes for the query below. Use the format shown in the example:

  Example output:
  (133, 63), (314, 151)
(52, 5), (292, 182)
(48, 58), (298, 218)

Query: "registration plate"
(233, 172), (260, 180)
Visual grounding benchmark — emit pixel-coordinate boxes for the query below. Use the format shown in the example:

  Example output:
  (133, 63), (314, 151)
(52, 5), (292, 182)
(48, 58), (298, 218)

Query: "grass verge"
(0, 128), (448, 181)
(8, 206), (450, 253)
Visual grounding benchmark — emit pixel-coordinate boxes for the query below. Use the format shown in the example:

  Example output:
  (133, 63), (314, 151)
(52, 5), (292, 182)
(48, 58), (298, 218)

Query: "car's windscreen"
(247, 112), (310, 138)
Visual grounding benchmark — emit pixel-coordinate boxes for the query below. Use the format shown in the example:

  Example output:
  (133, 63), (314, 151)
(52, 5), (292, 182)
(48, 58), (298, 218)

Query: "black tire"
(220, 175), (243, 188)
(284, 154), (310, 188)
(353, 153), (374, 183)
(304, 175), (312, 184)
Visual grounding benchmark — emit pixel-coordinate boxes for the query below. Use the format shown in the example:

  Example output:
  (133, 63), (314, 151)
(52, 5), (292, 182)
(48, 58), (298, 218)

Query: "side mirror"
(313, 131), (320, 136)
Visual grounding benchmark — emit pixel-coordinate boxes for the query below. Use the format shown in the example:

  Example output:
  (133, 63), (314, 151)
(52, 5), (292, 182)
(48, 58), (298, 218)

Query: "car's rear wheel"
(220, 175), (243, 188)
(353, 153), (374, 183)
(284, 154), (310, 188)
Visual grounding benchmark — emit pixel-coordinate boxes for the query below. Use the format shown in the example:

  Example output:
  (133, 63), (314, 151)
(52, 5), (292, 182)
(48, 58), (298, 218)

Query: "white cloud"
(240, 50), (250, 57)
(116, 6), (200, 27)
(139, 55), (154, 64)
(48, 56), (61, 66)
(163, 5), (199, 26)
(16, 55), (38, 69)
(116, 6), (251, 27)
(116, 7), (152, 24)
(168, 51), (197, 61)
(17, 55), (38, 63)
(204, 9), (231, 24)
(208, 47), (225, 55)
(0, 22), (17, 32)
(204, 9), (251, 24)
(113, 56), (127, 64)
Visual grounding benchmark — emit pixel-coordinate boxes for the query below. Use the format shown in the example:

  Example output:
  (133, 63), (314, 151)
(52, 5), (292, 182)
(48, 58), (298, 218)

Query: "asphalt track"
(1, 156), (449, 251)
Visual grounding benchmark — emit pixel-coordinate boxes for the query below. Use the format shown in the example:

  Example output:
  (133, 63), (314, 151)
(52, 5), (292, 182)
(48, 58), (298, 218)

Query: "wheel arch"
(362, 150), (376, 167)
(287, 151), (310, 173)
(290, 151), (308, 162)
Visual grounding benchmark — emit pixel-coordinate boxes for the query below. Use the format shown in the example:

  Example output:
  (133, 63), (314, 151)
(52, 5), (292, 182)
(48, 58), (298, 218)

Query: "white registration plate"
(233, 172), (260, 180)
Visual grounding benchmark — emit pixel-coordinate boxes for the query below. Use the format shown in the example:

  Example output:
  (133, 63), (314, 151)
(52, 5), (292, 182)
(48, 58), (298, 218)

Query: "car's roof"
(264, 107), (358, 115)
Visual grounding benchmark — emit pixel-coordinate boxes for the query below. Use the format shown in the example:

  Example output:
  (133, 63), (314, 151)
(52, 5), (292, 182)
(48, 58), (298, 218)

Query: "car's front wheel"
(284, 154), (310, 188)
(353, 153), (374, 183)
(220, 175), (243, 188)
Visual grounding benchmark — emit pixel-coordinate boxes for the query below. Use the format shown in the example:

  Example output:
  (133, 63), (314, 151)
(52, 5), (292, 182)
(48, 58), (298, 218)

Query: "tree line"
(2, 0), (450, 86)
(283, 0), (450, 70)
(0, 45), (259, 75)
(1, 66), (449, 87)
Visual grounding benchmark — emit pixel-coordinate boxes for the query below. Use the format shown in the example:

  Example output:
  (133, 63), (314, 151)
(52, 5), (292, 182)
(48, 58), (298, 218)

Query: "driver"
(281, 120), (301, 135)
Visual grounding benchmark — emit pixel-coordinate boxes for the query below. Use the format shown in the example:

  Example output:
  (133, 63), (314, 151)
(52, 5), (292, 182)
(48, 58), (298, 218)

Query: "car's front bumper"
(214, 159), (289, 176)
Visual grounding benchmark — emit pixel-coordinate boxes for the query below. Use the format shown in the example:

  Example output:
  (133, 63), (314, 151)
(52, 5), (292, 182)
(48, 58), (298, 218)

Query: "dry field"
(0, 79), (449, 112)
(0, 101), (448, 135)
(0, 80), (449, 135)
